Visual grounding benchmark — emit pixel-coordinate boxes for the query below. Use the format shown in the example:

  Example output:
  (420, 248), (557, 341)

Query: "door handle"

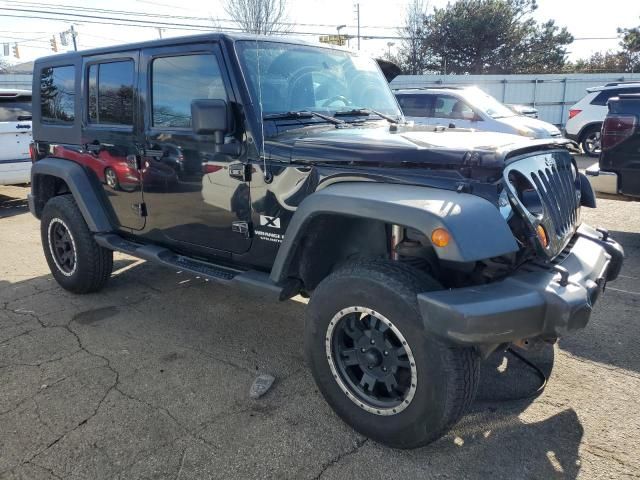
(144, 149), (164, 158)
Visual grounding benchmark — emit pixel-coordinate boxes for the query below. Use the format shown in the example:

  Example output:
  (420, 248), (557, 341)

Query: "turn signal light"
(431, 228), (451, 247)
(536, 224), (549, 248)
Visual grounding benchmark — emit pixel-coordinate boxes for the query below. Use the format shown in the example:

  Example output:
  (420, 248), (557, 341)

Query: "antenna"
(255, 39), (271, 183)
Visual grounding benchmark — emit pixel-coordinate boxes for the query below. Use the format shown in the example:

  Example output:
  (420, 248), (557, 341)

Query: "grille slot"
(504, 152), (580, 259)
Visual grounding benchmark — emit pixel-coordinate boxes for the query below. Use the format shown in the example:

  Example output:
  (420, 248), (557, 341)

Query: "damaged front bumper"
(417, 224), (624, 353)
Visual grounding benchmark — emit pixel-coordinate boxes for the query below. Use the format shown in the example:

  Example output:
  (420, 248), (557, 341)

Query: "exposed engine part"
(390, 224), (403, 260)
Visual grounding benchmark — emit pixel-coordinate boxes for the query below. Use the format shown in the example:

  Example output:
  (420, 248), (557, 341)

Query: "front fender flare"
(31, 157), (114, 232)
(270, 182), (518, 283)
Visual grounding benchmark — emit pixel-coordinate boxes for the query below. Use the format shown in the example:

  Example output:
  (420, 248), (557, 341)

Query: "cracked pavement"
(1, 183), (640, 479)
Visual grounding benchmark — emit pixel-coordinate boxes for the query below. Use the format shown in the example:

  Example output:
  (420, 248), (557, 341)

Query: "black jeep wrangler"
(29, 34), (623, 449)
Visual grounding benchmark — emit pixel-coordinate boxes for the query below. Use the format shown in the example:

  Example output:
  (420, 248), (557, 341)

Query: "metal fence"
(390, 73), (640, 127)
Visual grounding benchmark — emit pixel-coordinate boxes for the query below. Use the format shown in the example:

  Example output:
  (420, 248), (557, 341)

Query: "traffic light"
(50, 36), (58, 52)
(12, 43), (19, 59)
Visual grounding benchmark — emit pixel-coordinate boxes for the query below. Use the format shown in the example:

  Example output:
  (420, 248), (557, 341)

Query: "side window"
(433, 95), (461, 118)
(152, 54), (227, 129)
(591, 89), (619, 106)
(396, 94), (433, 117)
(40, 65), (75, 124)
(87, 60), (134, 125)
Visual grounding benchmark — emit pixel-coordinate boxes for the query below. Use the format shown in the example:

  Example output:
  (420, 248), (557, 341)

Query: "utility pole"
(70, 25), (77, 51)
(354, 3), (360, 50)
(157, 27), (163, 39)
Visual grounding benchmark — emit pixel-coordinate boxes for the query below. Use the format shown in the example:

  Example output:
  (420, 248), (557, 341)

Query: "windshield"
(463, 88), (515, 119)
(236, 41), (402, 120)
(0, 97), (32, 122)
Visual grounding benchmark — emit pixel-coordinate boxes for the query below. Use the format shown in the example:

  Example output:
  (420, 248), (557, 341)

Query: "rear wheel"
(41, 195), (113, 294)
(305, 259), (479, 449)
(581, 126), (602, 157)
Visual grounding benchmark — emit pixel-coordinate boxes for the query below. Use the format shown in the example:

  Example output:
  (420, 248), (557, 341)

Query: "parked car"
(394, 86), (561, 138)
(565, 81), (640, 157)
(0, 89), (32, 185)
(29, 34), (622, 449)
(586, 93), (640, 196)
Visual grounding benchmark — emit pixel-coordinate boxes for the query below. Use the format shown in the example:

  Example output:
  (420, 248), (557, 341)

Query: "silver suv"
(394, 86), (561, 139)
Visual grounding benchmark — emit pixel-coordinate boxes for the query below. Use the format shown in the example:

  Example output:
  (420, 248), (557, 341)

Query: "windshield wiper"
(263, 110), (344, 125)
(334, 108), (399, 124)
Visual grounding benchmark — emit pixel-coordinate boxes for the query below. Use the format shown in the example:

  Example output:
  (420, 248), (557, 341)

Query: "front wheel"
(305, 260), (479, 449)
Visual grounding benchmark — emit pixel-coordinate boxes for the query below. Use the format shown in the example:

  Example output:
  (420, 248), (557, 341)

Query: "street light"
(387, 41), (395, 58)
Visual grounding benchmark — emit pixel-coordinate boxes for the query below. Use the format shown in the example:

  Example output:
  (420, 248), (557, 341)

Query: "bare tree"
(397, 0), (431, 74)
(224, 0), (290, 35)
(0, 58), (10, 74)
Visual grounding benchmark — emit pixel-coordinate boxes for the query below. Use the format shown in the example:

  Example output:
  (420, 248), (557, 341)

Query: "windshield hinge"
(229, 163), (252, 182)
(232, 221), (251, 238)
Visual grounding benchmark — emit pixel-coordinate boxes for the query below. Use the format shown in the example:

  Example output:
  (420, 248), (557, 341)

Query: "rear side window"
(152, 54), (227, 128)
(0, 96), (32, 122)
(40, 65), (75, 124)
(396, 94), (433, 116)
(88, 60), (135, 125)
(589, 88), (640, 106)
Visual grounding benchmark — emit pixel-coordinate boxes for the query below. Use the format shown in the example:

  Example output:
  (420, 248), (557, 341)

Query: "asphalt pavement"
(1, 180), (639, 480)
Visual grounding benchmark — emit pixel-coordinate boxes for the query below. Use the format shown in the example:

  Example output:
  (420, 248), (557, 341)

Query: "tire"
(104, 167), (119, 190)
(305, 259), (479, 449)
(41, 195), (113, 294)
(580, 126), (602, 157)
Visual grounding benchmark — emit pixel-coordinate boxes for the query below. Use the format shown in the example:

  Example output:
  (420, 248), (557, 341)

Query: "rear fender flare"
(31, 157), (114, 232)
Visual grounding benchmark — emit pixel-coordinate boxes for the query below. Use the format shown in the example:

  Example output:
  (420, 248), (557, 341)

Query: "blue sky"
(1, 0), (638, 64)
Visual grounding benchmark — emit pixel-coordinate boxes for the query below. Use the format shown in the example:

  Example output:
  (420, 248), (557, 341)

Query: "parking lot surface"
(1, 182), (639, 480)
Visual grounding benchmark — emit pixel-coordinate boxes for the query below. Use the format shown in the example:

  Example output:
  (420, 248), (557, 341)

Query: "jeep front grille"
(503, 152), (580, 259)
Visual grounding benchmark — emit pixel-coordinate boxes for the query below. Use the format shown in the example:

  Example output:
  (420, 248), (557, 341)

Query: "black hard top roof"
(33, 32), (348, 65)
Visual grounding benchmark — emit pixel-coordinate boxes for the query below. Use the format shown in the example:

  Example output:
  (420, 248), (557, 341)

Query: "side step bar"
(94, 233), (283, 299)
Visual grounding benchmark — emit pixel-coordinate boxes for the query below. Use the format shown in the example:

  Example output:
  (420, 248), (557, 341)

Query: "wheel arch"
(578, 122), (602, 142)
(30, 157), (114, 232)
(270, 182), (518, 288)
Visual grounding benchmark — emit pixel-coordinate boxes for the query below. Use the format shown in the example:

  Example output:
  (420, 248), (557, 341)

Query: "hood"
(269, 124), (569, 169)
(498, 114), (562, 138)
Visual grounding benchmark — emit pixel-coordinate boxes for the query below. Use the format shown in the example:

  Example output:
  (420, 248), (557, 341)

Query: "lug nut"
(370, 339), (375, 345)
(383, 351), (388, 356)
(382, 366), (387, 372)
(360, 348), (366, 353)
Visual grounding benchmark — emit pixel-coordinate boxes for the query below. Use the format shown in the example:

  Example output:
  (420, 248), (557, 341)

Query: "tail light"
(568, 109), (582, 120)
(601, 115), (637, 150)
(29, 142), (37, 162)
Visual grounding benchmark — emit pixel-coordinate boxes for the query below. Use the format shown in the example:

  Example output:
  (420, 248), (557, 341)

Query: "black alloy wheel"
(48, 218), (77, 276)
(328, 306), (417, 415)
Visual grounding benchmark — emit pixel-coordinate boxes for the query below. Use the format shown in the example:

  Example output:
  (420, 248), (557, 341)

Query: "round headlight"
(499, 189), (512, 220)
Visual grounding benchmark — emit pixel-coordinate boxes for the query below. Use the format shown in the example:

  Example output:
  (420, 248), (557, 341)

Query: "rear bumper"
(585, 162), (618, 195)
(417, 224), (623, 348)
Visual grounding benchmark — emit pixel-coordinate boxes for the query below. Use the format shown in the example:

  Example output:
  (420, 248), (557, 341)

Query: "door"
(0, 93), (32, 182)
(82, 53), (144, 230)
(140, 44), (251, 255)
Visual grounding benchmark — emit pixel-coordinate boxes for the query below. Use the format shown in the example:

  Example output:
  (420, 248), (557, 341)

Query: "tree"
(396, 0), (433, 74)
(224, 0), (290, 35)
(418, 0), (573, 74)
(618, 22), (640, 72)
(0, 58), (9, 74)
(568, 51), (634, 73)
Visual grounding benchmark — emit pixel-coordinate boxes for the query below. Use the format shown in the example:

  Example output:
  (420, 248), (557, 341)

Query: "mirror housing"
(191, 99), (229, 145)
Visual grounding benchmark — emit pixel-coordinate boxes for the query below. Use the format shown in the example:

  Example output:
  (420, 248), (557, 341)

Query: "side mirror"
(191, 99), (229, 145)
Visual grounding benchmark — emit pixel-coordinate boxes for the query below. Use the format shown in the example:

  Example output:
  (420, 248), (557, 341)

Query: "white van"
(0, 89), (32, 185)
